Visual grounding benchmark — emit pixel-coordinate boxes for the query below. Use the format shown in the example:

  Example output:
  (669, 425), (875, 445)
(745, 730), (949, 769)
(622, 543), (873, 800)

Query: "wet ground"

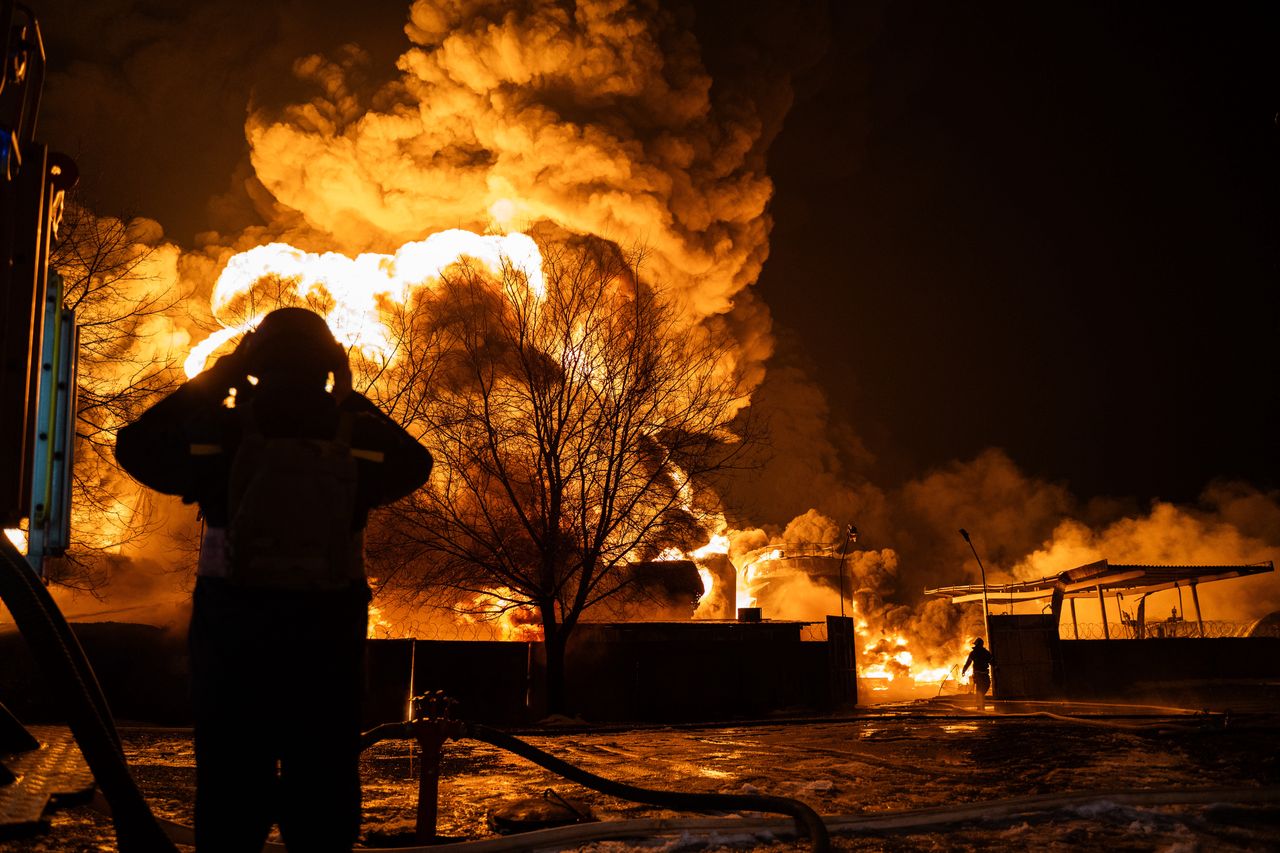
(8, 698), (1280, 851)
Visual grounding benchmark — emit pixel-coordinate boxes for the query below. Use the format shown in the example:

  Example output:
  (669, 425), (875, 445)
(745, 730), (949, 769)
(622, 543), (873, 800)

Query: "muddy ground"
(7, 700), (1280, 851)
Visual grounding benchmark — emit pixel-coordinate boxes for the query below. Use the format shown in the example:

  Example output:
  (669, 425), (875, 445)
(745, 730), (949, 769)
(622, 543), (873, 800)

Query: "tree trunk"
(540, 602), (568, 716)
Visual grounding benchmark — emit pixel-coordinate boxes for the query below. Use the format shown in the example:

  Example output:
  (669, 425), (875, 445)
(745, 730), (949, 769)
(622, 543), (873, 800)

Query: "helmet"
(243, 307), (344, 377)
(973, 637), (984, 647)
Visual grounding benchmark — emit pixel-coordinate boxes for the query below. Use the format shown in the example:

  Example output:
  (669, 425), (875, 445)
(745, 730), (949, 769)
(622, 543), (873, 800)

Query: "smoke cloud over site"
(12, 0), (1278, 646)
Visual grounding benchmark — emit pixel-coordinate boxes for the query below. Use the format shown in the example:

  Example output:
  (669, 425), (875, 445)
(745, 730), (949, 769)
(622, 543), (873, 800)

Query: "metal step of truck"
(0, 725), (95, 840)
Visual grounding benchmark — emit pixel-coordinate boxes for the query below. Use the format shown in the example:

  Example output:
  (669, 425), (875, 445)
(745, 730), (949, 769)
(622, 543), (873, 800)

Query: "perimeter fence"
(1060, 620), (1280, 640)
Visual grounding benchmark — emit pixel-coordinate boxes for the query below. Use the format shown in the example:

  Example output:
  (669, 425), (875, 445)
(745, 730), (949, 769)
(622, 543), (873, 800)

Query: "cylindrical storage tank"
(696, 552), (737, 619)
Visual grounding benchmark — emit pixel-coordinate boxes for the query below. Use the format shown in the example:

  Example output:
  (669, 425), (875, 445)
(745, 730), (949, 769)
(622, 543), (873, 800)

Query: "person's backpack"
(225, 407), (361, 590)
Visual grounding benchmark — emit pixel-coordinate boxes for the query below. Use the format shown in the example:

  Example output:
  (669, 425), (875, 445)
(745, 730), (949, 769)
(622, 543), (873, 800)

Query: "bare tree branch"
(50, 200), (189, 587)
(367, 237), (758, 711)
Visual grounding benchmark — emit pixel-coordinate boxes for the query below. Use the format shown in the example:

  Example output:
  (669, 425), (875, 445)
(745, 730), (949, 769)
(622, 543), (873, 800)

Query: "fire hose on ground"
(931, 699), (1220, 731)
(358, 695), (830, 852)
(100, 773), (1280, 853)
(97, 709), (836, 853)
(247, 784), (1272, 852)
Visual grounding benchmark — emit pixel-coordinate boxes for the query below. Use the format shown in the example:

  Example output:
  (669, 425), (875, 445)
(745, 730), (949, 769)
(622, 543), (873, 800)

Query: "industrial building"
(926, 560), (1279, 700)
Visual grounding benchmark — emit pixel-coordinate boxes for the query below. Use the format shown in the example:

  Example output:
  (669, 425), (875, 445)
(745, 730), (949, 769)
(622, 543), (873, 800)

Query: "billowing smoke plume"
(245, 0), (801, 379)
(721, 469), (1279, 700)
(24, 0), (829, 627)
(719, 335), (1280, 629)
(731, 442), (1280, 629)
(1012, 482), (1280, 621)
(29, 1), (1278, 645)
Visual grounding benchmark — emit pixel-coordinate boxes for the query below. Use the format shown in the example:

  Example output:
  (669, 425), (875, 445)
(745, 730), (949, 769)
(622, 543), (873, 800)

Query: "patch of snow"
(799, 779), (834, 795)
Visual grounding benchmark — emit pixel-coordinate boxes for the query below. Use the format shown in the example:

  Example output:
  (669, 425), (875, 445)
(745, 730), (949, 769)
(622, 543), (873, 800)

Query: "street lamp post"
(959, 528), (991, 644)
(836, 523), (858, 618)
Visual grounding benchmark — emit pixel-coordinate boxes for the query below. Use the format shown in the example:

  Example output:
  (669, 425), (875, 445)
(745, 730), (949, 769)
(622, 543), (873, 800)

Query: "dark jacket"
(115, 371), (432, 531)
(964, 646), (994, 675)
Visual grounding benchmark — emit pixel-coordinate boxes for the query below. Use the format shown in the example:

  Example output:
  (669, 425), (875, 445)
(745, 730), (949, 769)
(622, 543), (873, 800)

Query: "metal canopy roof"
(925, 559), (1275, 604)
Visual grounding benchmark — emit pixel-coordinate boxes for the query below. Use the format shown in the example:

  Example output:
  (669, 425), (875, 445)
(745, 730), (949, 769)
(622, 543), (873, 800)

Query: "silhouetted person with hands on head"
(961, 637), (994, 711)
(116, 307), (432, 852)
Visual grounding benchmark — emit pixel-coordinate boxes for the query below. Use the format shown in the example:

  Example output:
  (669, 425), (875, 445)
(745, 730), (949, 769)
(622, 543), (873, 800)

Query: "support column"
(1070, 598), (1079, 639)
(1097, 585), (1109, 640)
(1190, 582), (1204, 637)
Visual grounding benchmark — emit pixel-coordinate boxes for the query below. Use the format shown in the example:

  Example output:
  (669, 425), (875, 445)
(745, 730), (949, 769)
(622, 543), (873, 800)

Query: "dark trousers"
(189, 577), (369, 852)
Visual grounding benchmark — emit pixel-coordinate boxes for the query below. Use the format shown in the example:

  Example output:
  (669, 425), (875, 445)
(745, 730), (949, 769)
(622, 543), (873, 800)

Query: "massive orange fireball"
(184, 229), (544, 378)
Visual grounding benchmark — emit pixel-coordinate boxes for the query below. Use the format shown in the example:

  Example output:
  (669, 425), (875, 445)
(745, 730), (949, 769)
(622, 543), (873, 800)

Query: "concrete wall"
(989, 614), (1062, 698)
(416, 640), (532, 724)
(365, 639), (532, 727)
(1060, 637), (1280, 697)
(0, 622), (190, 725)
(562, 623), (835, 721)
(2, 622), (844, 726)
(371, 623), (843, 724)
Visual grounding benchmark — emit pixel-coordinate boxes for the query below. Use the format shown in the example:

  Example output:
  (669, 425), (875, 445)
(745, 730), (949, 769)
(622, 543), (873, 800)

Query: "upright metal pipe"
(1190, 582), (1204, 637)
(1097, 585), (1109, 640)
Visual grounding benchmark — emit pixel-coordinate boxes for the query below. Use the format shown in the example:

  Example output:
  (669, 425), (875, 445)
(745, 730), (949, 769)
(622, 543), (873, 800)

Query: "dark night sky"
(756, 2), (1279, 503)
(36, 0), (1280, 506)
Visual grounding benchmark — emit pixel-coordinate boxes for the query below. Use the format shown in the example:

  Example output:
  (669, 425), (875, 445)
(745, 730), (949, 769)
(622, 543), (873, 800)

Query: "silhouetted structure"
(928, 560), (1277, 700)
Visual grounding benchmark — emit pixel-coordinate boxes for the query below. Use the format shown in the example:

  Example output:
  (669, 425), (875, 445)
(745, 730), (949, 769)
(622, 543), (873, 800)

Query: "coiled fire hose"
(360, 717), (831, 853)
(0, 536), (177, 852)
(468, 721), (830, 851)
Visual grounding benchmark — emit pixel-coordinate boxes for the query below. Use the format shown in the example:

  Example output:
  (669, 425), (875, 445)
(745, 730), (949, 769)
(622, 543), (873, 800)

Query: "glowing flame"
(736, 548), (781, 610)
(183, 321), (259, 379)
(735, 547), (970, 695)
(856, 629), (967, 693)
(697, 565), (714, 600)
(185, 229), (545, 378)
(366, 602), (396, 639)
(691, 533), (731, 561)
(4, 527), (27, 555)
(912, 664), (958, 684)
(457, 588), (543, 642)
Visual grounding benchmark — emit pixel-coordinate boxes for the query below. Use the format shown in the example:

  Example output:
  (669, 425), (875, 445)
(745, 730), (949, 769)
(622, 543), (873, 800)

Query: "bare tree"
(370, 238), (754, 712)
(46, 200), (188, 589)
